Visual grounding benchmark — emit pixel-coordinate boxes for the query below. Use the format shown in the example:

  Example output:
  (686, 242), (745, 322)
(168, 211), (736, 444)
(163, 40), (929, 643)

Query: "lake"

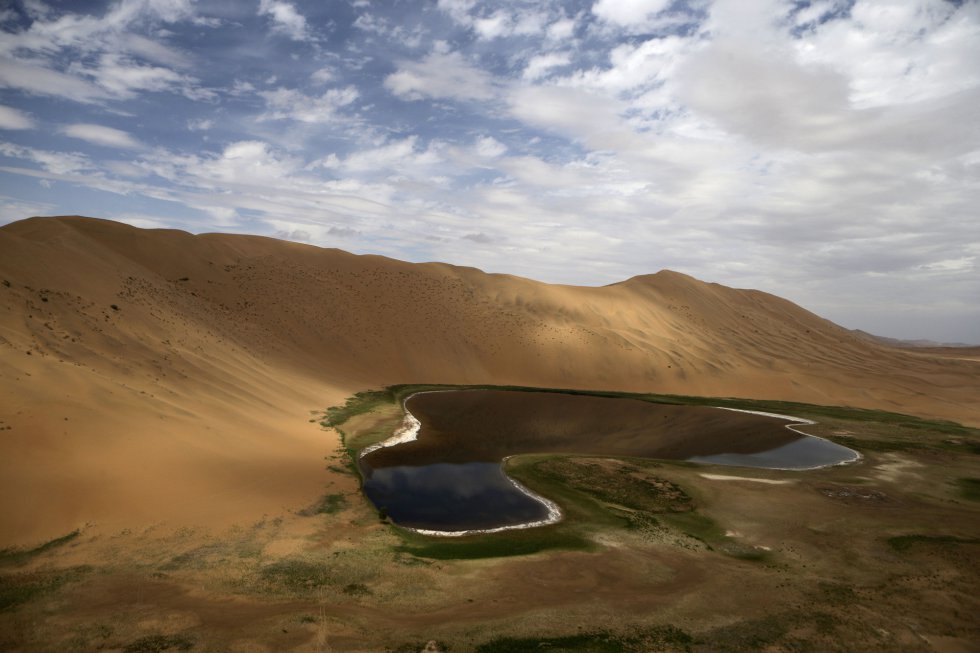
(358, 390), (859, 534)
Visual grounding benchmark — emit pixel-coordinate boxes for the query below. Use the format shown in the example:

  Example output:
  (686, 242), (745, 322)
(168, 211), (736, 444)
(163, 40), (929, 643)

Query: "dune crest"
(1, 216), (977, 544)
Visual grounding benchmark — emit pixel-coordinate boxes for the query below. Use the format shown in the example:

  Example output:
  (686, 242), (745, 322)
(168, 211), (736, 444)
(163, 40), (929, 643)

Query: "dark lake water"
(362, 462), (553, 534)
(358, 390), (859, 535)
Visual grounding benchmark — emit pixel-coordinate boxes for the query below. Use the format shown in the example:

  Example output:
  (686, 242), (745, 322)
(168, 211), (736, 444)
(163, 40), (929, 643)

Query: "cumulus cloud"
(61, 123), (143, 149)
(385, 51), (496, 101)
(0, 106), (35, 130)
(259, 86), (359, 123)
(522, 52), (571, 81)
(258, 0), (310, 41)
(592, 0), (673, 28)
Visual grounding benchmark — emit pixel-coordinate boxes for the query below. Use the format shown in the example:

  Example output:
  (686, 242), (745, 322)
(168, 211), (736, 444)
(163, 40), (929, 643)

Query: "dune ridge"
(1, 215), (977, 545)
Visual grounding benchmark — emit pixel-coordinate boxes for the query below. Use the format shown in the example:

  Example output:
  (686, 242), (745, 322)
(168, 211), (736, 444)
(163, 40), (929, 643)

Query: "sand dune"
(1, 215), (977, 545)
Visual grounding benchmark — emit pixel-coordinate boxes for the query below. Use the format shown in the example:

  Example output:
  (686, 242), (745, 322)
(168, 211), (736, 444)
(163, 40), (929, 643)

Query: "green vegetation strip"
(956, 477), (980, 501)
(0, 565), (92, 612)
(887, 534), (980, 552)
(394, 524), (594, 560)
(474, 625), (693, 653)
(0, 530), (80, 567)
(123, 634), (195, 652)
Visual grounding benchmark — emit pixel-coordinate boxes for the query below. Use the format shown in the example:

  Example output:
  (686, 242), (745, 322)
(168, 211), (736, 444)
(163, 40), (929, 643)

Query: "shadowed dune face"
(1, 215), (979, 543)
(363, 390), (803, 468)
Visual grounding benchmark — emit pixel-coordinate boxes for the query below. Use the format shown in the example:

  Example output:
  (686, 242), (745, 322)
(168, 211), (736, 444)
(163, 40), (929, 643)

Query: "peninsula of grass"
(0, 530), (80, 568)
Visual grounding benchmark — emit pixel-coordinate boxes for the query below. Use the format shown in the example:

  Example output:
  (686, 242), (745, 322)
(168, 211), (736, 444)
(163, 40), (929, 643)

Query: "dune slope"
(1, 216), (977, 544)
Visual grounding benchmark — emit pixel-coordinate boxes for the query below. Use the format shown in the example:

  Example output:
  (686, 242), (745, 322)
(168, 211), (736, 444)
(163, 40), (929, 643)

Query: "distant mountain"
(851, 329), (976, 349)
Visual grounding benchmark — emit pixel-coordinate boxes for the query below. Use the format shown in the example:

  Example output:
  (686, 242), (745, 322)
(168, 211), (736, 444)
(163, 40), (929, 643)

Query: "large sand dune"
(1, 215), (977, 545)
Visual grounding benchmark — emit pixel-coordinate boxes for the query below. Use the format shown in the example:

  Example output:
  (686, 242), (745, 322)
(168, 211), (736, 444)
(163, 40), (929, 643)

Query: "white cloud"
(316, 136), (443, 175)
(0, 57), (112, 103)
(258, 0), (310, 41)
(474, 136), (506, 158)
(187, 118), (213, 131)
(522, 52), (571, 81)
(61, 123), (143, 149)
(385, 51), (495, 101)
(70, 53), (191, 99)
(258, 86), (359, 123)
(310, 66), (335, 84)
(436, 0), (477, 25)
(509, 85), (623, 139)
(796, 0), (980, 107)
(546, 16), (576, 41)
(0, 106), (36, 130)
(592, 0), (673, 28)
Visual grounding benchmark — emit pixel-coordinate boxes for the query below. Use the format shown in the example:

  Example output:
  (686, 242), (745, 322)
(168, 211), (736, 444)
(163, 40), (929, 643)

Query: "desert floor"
(2, 385), (978, 653)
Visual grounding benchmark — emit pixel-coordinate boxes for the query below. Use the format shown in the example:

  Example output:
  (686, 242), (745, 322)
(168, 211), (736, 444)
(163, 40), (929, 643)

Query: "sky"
(1, 0), (978, 343)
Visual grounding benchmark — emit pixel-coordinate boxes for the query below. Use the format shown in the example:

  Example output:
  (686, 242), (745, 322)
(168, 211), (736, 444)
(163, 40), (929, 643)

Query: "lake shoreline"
(358, 390), (861, 536)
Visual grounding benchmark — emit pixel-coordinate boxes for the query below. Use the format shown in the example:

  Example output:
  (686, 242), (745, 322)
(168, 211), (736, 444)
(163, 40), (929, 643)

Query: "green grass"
(527, 457), (693, 515)
(0, 565), (92, 611)
(123, 633), (195, 652)
(474, 625), (693, 653)
(319, 389), (396, 429)
(394, 525), (594, 560)
(955, 477), (980, 501)
(258, 559), (335, 590)
(389, 641), (449, 653)
(299, 493), (348, 516)
(886, 534), (980, 553)
(255, 551), (379, 595)
(0, 530), (80, 567)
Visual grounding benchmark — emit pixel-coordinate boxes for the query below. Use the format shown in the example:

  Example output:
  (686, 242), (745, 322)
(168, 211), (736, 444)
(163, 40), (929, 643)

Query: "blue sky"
(1, 0), (978, 342)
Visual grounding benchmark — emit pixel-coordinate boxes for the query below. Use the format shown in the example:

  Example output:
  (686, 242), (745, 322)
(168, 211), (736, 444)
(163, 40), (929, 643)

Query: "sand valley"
(1, 217), (978, 652)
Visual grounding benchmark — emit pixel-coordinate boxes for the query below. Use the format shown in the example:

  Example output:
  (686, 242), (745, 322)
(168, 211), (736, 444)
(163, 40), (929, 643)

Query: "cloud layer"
(1, 0), (978, 342)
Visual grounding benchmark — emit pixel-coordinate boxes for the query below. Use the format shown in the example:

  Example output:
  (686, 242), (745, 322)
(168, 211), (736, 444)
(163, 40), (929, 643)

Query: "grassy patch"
(955, 477), (980, 501)
(0, 530), (80, 567)
(395, 526), (594, 561)
(258, 559), (334, 591)
(886, 534), (980, 553)
(474, 625), (693, 653)
(389, 641), (450, 653)
(700, 610), (841, 652)
(319, 389), (395, 429)
(0, 565), (91, 611)
(528, 457), (693, 515)
(299, 493), (349, 516)
(816, 581), (858, 604)
(123, 633), (195, 652)
(256, 551), (379, 595)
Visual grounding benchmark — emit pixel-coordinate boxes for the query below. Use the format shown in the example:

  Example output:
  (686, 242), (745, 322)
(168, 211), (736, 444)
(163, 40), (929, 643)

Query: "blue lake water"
(686, 432), (859, 470)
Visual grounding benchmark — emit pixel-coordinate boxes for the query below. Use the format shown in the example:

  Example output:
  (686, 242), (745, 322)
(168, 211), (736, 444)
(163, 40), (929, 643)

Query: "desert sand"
(1, 215), (978, 547)
(2, 216), (979, 652)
